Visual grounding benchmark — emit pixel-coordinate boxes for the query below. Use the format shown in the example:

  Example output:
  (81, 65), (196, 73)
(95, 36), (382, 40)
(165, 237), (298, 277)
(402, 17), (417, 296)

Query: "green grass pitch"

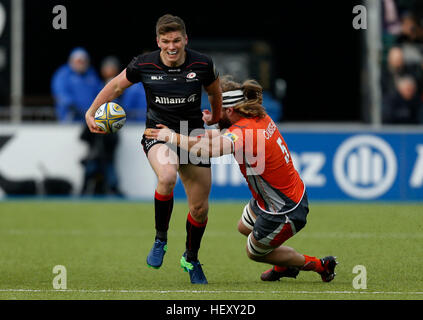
(0, 200), (422, 300)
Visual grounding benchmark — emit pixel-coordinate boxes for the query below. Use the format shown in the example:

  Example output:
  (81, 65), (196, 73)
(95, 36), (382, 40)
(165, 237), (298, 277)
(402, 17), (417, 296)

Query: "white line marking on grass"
(0, 289), (422, 295)
(2, 230), (423, 240)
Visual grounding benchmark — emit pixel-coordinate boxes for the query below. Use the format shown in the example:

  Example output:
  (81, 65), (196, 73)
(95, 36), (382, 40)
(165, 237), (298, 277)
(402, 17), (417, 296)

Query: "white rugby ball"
(94, 102), (126, 133)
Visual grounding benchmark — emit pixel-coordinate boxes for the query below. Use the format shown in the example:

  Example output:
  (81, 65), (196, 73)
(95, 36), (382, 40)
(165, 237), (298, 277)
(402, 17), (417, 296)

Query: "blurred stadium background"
(0, 0), (422, 300)
(0, 0), (421, 201)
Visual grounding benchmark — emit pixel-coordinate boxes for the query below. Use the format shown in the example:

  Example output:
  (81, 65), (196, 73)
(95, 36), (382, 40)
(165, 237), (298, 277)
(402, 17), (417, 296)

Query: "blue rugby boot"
(146, 239), (167, 269)
(180, 252), (208, 284)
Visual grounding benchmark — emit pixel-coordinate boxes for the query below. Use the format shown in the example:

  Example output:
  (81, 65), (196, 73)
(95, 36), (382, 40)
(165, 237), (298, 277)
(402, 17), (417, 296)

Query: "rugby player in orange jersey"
(144, 76), (337, 282)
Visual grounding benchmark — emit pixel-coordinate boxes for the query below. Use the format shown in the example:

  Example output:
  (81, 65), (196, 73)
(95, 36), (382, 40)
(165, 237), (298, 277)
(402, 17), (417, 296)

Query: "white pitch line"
(0, 289), (422, 295)
(2, 229), (423, 239)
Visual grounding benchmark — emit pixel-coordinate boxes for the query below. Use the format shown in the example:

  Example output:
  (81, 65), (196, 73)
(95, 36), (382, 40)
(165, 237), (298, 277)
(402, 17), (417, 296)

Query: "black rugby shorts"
(141, 135), (211, 168)
(249, 191), (309, 247)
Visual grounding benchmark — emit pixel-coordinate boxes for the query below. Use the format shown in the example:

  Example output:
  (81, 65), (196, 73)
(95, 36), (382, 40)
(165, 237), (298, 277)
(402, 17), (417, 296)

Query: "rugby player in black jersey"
(85, 14), (222, 284)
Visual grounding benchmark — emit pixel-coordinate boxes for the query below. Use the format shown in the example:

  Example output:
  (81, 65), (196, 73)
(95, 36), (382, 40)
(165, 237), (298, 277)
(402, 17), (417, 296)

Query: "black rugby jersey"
(126, 48), (218, 133)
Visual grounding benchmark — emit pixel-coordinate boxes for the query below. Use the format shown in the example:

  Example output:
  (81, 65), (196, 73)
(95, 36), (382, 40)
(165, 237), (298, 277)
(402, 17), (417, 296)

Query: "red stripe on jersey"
(185, 62), (208, 69)
(138, 63), (163, 70)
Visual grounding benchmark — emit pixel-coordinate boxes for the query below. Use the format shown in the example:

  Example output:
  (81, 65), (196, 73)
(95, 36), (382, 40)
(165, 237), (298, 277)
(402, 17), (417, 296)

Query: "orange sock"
(301, 255), (324, 272)
(274, 265), (288, 273)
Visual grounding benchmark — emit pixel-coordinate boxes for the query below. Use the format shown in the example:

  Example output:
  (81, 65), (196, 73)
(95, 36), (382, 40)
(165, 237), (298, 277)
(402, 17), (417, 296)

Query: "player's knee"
(246, 246), (261, 262)
(246, 233), (272, 262)
(189, 203), (209, 221)
(238, 219), (250, 236)
(157, 171), (177, 190)
(240, 204), (255, 233)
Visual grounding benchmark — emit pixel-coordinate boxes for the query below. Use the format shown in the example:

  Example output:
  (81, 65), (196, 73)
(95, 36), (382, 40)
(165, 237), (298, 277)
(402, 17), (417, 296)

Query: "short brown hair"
(156, 14), (186, 36)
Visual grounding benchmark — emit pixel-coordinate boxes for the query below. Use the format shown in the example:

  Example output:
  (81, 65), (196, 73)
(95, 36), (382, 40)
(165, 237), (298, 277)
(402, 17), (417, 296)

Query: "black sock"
(154, 190), (174, 242)
(185, 212), (208, 262)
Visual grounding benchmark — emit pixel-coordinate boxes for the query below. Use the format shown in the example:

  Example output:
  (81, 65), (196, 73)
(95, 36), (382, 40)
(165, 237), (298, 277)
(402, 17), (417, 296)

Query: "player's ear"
(156, 36), (160, 48)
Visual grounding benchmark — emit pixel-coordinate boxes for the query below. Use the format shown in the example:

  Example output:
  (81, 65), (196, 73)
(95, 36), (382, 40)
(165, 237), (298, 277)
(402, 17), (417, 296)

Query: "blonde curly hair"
(220, 75), (266, 119)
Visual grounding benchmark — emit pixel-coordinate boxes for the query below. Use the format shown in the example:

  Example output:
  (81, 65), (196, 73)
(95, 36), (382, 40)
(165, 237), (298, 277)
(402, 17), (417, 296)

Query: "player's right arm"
(202, 78), (222, 126)
(85, 69), (133, 133)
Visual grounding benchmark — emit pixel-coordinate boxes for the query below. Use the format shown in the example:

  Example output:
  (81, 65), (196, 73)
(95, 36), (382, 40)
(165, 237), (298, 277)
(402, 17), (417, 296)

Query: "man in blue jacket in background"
(51, 47), (103, 122)
(51, 47), (122, 196)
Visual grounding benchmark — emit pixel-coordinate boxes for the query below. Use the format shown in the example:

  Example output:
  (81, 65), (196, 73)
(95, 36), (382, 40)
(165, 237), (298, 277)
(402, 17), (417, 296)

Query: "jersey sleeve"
(222, 126), (244, 154)
(202, 56), (219, 87)
(125, 56), (143, 84)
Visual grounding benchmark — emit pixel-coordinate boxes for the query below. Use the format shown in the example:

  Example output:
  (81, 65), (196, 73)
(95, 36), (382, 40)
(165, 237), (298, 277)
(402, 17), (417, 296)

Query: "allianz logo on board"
(333, 135), (397, 199)
(210, 134), (423, 200)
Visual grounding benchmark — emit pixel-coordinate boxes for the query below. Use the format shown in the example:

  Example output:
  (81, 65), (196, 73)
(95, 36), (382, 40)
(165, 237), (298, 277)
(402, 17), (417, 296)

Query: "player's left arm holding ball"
(85, 69), (133, 134)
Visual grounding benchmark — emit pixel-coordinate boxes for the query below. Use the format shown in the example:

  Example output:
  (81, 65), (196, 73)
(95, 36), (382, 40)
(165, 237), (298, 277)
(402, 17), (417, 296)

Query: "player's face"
(157, 31), (187, 67)
(70, 56), (89, 74)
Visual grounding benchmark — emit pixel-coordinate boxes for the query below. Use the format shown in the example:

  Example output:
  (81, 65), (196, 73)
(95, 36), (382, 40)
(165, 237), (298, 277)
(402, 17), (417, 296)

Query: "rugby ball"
(94, 102), (126, 133)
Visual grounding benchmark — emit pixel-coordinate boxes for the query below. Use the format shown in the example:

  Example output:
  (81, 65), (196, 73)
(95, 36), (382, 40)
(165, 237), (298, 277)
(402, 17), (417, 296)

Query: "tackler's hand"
(202, 109), (221, 126)
(202, 109), (214, 126)
(144, 124), (173, 142)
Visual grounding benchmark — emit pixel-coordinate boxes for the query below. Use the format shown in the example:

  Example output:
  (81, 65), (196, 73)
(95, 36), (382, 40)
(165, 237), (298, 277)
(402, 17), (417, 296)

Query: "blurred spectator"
(382, 46), (423, 95)
(262, 91), (283, 122)
(51, 47), (103, 122)
(100, 56), (121, 84)
(51, 48), (122, 196)
(78, 55), (129, 197)
(101, 55), (147, 122)
(397, 11), (423, 44)
(121, 83), (148, 122)
(396, 12), (423, 68)
(383, 75), (423, 124)
(383, 0), (402, 36)
(79, 125), (122, 196)
(381, 1), (423, 124)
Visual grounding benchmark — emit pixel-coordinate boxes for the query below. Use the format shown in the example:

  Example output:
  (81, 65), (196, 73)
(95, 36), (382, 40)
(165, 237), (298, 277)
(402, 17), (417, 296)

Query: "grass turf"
(0, 200), (422, 300)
